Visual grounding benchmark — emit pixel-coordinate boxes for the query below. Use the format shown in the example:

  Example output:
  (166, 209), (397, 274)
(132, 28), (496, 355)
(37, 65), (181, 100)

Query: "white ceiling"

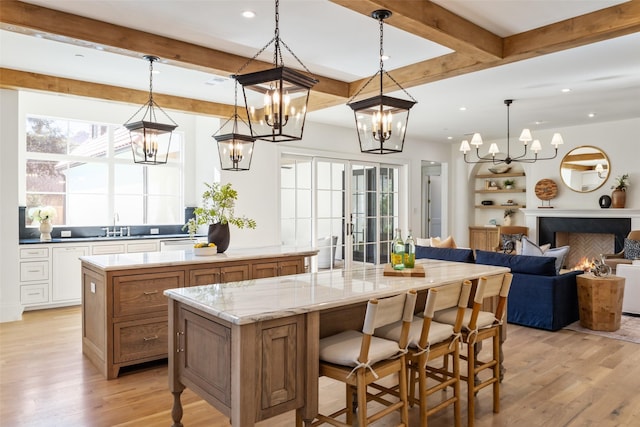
(2, 0), (639, 145)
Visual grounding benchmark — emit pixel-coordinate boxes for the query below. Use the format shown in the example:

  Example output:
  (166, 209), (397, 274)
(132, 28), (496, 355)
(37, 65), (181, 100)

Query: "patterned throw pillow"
(501, 233), (523, 254)
(624, 238), (640, 260)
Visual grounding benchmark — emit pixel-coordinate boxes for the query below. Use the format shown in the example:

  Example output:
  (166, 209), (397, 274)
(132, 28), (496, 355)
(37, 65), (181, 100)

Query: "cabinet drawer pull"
(28, 269), (42, 273)
(176, 331), (184, 352)
(143, 290), (159, 295)
(143, 335), (159, 341)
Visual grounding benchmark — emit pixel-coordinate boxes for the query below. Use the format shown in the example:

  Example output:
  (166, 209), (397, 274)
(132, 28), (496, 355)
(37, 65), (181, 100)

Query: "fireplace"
(538, 217), (630, 268)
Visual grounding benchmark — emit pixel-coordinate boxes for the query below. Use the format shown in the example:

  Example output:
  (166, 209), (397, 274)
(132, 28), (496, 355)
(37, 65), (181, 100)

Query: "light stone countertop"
(79, 246), (318, 271)
(164, 259), (510, 325)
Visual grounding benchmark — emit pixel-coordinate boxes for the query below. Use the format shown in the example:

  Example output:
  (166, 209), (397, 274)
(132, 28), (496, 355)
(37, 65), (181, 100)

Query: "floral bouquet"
(29, 206), (56, 223)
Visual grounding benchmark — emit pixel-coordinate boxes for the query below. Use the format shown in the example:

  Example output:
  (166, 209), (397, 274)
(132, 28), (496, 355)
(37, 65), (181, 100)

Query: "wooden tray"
(383, 264), (425, 277)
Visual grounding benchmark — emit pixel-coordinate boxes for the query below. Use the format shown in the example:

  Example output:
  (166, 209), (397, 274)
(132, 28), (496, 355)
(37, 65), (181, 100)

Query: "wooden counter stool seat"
(374, 280), (473, 427)
(433, 273), (513, 427)
(312, 290), (418, 427)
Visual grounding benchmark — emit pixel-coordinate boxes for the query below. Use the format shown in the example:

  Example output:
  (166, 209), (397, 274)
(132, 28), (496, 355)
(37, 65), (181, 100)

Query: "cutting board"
(383, 264), (425, 277)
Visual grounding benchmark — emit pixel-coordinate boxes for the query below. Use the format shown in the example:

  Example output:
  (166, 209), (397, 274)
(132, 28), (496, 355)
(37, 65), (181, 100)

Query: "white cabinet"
(52, 246), (89, 302)
(19, 238), (164, 310)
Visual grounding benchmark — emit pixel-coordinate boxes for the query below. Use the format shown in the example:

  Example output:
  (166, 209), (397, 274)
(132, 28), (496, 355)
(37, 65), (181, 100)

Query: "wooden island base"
(80, 248), (316, 379)
(165, 260), (510, 426)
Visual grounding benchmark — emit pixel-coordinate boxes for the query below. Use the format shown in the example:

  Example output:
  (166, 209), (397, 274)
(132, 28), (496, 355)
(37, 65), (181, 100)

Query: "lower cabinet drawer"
(113, 318), (168, 363)
(20, 283), (49, 304)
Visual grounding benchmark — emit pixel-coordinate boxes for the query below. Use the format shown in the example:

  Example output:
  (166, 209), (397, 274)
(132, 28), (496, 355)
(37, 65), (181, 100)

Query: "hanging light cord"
(234, 0), (315, 77)
(124, 56), (177, 127)
(348, 13), (417, 104)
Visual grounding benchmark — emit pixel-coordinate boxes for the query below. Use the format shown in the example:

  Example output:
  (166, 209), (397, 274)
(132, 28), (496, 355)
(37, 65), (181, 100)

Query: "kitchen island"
(164, 259), (510, 426)
(80, 246), (317, 379)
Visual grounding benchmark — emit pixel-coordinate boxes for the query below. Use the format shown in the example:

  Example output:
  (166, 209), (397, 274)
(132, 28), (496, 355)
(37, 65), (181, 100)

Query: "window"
(25, 115), (183, 227)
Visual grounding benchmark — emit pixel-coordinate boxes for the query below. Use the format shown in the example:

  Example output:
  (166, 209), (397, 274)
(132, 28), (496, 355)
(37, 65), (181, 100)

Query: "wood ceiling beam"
(0, 1), (350, 100)
(504, 1), (640, 60)
(330, 0), (503, 62)
(0, 68), (236, 118)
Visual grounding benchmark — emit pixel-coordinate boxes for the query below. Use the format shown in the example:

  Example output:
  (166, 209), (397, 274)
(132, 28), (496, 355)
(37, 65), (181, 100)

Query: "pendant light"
(348, 9), (417, 155)
(459, 99), (563, 164)
(235, 0), (318, 143)
(124, 55), (178, 165)
(214, 80), (255, 171)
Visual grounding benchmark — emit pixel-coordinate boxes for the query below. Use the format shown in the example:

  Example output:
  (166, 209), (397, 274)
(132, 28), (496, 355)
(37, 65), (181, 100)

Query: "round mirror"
(560, 145), (610, 193)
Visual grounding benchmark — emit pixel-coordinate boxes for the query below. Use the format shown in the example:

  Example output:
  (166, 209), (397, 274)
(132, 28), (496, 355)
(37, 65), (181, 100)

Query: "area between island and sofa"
(164, 258), (510, 427)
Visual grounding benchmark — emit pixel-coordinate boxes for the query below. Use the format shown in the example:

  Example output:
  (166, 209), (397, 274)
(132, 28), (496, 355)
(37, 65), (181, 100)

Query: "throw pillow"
(416, 238), (431, 247)
(431, 235), (457, 248)
(501, 233), (524, 254)
(624, 238), (640, 260)
(521, 236), (569, 274)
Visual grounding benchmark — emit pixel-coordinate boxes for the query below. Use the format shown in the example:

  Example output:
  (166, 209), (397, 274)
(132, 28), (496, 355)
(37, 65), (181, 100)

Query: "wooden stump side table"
(576, 274), (625, 332)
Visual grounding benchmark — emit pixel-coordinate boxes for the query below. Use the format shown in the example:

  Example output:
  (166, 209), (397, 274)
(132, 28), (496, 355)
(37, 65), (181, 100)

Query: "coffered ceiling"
(1, 0), (639, 145)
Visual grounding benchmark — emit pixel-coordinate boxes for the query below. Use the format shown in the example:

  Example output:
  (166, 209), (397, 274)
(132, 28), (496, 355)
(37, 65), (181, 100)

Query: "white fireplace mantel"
(520, 209), (640, 244)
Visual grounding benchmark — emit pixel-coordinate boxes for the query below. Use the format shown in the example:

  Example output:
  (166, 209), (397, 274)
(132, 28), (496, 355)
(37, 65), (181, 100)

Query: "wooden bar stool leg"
(467, 342), (476, 427)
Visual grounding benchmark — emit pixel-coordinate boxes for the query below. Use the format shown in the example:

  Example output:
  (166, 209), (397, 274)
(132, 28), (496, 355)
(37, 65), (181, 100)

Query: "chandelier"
(213, 81), (255, 171)
(124, 55), (178, 165)
(235, 0), (318, 143)
(459, 99), (563, 164)
(348, 9), (417, 155)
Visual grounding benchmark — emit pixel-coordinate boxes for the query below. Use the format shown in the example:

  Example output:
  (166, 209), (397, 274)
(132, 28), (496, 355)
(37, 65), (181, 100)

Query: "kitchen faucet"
(102, 213), (130, 237)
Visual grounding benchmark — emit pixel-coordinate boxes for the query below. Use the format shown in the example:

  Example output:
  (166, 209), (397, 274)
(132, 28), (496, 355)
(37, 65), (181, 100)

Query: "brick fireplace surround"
(522, 209), (640, 269)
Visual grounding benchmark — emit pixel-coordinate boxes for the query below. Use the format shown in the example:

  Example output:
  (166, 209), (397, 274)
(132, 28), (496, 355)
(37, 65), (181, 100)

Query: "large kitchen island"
(164, 259), (510, 427)
(80, 246), (317, 379)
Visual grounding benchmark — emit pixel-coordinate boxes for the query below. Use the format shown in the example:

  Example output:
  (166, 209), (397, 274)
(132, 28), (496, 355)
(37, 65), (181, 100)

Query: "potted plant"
(611, 173), (630, 208)
(184, 182), (256, 252)
(503, 179), (515, 190)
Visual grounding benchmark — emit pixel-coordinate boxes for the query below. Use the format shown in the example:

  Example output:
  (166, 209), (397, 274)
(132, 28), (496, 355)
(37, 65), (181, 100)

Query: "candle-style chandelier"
(124, 55), (178, 165)
(213, 81), (255, 171)
(348, 9), (417, 154)
(235, 0), (318, 143)
(459, 99), (564, 164)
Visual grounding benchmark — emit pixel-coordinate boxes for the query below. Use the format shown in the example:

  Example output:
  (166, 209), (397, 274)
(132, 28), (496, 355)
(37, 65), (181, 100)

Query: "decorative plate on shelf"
(534, 179), (558, 201)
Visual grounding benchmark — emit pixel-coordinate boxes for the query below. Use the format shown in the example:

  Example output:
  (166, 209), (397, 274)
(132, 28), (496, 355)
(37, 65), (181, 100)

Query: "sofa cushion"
(415, 246), (475, 263)
(521, 236), (569, 274)
(624, 238), (640, 260)
(475, 250), (557, 276)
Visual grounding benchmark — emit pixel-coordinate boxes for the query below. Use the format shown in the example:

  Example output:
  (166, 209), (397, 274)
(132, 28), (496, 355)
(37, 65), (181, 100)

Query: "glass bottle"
(404, 230), (415, 268)
(391, 228), (405, 268)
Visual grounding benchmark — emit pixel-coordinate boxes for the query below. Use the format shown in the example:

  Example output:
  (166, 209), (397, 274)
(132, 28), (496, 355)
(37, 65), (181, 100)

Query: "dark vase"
(611, 189), (626, 208)
(208, 223), (230, 253)
(599, 194), (612, 208)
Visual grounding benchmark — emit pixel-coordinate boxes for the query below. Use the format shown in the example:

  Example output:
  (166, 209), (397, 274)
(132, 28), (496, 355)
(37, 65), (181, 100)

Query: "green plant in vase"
(183, 182), (256, 252)
(503, 179), (515, 189)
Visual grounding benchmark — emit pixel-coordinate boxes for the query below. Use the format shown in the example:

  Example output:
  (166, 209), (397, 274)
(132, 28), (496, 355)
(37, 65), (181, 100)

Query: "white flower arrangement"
(29, 206), (56, 223)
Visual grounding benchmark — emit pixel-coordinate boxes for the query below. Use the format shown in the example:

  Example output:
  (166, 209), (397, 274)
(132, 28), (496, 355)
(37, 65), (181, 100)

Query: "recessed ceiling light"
(242, 10), (256, 18)
(75, 54), (84, 58)
(588, 112), (596, 118)
(381, 54), (389, 61)
(561, 88), (571, 93)
(447, 136), (453, 140)
(205, 75), (229, 86)
(459, 107), (467, 111)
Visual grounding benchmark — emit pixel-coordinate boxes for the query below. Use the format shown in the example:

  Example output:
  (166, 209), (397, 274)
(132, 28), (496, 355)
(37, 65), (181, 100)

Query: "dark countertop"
(19, 234), (199, 245)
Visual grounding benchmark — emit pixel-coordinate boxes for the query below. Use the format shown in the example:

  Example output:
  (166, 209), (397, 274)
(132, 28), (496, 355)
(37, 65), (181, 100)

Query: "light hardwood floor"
(1, 306), (639, 426)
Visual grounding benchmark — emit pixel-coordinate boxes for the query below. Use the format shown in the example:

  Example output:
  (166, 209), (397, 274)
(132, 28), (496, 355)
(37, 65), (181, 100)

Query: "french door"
(281, 155), (402, 270)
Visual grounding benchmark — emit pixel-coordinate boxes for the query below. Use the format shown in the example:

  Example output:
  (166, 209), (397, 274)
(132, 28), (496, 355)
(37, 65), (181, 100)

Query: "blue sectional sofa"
(416, 246), (583, 331)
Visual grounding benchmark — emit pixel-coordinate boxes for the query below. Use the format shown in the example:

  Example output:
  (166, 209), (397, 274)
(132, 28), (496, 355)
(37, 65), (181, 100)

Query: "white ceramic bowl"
(193, 246), (218, 256)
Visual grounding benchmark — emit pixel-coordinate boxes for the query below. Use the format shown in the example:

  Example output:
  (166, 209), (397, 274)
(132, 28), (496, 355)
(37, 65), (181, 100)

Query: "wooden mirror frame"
(559, 145), (610, 193)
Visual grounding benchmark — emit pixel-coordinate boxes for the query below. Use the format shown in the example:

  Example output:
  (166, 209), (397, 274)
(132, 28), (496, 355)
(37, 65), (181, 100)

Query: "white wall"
(0, 89), (23, 322)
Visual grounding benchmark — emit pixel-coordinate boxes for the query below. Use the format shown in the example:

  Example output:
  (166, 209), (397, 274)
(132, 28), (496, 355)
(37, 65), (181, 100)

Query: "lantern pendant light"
(235, 0), (318, 143)
(124, 55), (178, 165)
(214, 80), (255, 171)
(348, 9), (417, 154)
